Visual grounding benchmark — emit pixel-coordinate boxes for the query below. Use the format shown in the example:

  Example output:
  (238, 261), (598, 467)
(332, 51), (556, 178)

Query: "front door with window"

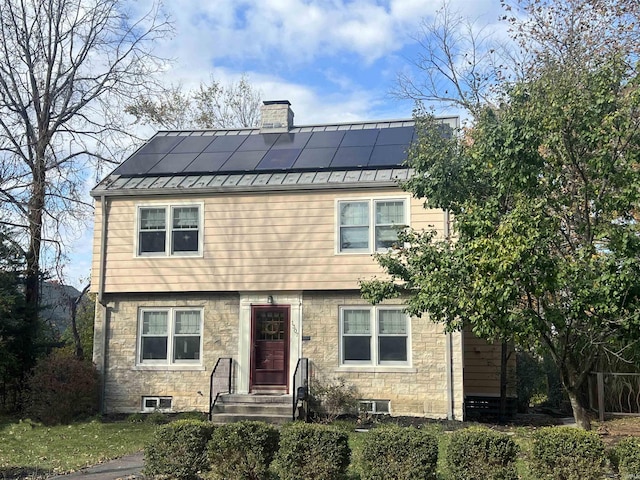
(250, 306), (289, 391)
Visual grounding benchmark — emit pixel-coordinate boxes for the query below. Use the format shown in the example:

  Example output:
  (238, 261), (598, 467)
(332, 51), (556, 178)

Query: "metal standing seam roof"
(91, 117), (458, 197)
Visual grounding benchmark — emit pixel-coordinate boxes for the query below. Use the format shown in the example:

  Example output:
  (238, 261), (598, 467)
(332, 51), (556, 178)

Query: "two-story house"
(91, 101), (512, 420)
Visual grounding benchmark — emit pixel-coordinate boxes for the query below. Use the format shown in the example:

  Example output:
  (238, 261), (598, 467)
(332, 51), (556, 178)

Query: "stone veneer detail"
(301, 291), (464, 419)
(94, 291), (464, 418)
(94, 293), (239, 413)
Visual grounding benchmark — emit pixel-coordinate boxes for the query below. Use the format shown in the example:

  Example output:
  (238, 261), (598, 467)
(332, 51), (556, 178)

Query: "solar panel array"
(112, 125), (417, 177)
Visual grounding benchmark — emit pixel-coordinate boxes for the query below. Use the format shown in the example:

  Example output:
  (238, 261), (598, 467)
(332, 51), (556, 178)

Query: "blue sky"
(65, 0), (505, 287)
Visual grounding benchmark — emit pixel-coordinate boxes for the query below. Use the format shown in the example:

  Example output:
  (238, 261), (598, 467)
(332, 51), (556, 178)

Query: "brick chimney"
(260, 100), (294, 133)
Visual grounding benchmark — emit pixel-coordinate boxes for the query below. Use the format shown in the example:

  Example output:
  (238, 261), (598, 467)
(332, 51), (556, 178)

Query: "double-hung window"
(139, 308), (203, 366)
(338, 198), (407, 253)
(137, 204), (202, 256)
(340, 307), (410, 366)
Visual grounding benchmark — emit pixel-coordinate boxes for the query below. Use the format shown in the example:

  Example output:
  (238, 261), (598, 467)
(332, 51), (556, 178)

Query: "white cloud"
(157, 0), (443, 69)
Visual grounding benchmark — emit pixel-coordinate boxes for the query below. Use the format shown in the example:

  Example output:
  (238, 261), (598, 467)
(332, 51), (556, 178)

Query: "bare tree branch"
(0, 0), (173, 324)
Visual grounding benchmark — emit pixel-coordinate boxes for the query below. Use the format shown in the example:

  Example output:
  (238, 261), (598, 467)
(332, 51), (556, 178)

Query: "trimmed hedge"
(272, 422), (350, 480)
(530, 426), (606, 480)
(445, 427), (519, 480)
(610, 436), (640, 478)
(144, 419), (215, 480)
(206, 421), (279, 480)
(356, 425), (438, 480)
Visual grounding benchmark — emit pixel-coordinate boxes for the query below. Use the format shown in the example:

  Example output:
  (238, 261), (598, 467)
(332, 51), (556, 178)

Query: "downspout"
(443, 210), (455, 420)
(97, 194), (109, 414)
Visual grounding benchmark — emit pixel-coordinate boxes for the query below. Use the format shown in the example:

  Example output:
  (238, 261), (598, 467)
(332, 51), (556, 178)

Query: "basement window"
(358, 400), (390, 415)
(142, 396), (172, 412)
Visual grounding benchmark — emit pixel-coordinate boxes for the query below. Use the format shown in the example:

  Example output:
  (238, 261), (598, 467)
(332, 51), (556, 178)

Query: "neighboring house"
(91, 100), (513, 418)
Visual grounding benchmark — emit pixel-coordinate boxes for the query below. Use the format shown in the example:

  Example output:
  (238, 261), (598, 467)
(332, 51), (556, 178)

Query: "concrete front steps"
(211, 393), (293, 424)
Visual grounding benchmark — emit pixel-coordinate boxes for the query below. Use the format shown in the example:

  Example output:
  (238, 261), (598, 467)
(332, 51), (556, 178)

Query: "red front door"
(250, 306), (289, 391)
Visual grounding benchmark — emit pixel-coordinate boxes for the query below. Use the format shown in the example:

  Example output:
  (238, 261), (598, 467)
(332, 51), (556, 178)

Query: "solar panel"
(137, 136), (184, 155)
(368, 145), (407, 167)
(256, 148), (301, 170)
(111, 121), (422, 179)
(291, 148), (336, 169)
(204, 135), (248, 152)
(306, 131), (345, 148)
(169, 136), (215, 153)
(148, 153), (201, 174)
(220, 150), (266, 171)
(112, 153), (166, 175)
(271, 132), (312, 149)
(330, 146), (373, 168)
(184, 152), (233, 173)
(237, 133), (279, 151)
(376, 126), (414, 146)
(341, 129), (378, 147)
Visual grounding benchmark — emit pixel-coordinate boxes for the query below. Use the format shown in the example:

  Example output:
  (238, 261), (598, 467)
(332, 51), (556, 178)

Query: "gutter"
(97, 195), (109, 414)
(443, 210), (455, 420)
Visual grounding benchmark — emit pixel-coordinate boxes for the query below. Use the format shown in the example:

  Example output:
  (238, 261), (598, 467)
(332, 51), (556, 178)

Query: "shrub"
(144, 419), (215, 480)
(145, 410), (170, 424)
(176, 410), (208, 421)
(356, 425), (438, 480)
(610, 437), (640, 478)
(206, 421), (279, 480)
(273, 422), (350, 480)
(127, 412), (145, 423)
(530, 426), (606, 480)
(308, 376), (359, 423)
(445, 427), (519, 480)
(26, 350), (99, 425)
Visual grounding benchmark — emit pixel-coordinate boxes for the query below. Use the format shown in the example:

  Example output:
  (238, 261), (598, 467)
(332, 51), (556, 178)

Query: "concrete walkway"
(47, 452), (144, 479)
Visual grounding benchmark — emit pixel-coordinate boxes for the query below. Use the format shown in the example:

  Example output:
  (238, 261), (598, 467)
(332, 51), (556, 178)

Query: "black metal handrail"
(208, 357), (232, 420)
(292, 357), (309, 421)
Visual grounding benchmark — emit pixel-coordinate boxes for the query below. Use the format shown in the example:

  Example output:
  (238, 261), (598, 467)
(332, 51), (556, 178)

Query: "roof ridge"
(153, 118), (417, 136)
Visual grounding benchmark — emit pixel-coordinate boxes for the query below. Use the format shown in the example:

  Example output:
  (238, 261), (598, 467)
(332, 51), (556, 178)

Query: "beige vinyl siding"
(463, 329), (516, 396)
(92, 189), (443, 293)
(92, 189), (445, 293)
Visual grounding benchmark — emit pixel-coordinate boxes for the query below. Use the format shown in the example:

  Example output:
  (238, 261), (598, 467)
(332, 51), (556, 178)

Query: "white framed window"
(337, 198), (407, 253)
(340, 306), (410, 366)
(142, 396), (172, 412)
(359, 399), (391, 415)
(138, 308), (203, 366)
(137, 203), (202, 256)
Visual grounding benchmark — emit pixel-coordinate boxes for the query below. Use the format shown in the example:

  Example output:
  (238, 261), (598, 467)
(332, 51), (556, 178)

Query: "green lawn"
(1, 415), (637, 479)
(0, 417), (156, 477)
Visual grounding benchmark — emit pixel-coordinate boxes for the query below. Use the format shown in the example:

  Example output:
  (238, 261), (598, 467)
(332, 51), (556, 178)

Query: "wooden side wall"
(463, 329), (517, 397)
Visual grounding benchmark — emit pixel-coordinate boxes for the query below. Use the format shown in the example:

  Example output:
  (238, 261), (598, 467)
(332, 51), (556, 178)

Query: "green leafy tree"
(363, 58), (640, 430)
(365, 0), (640, 430)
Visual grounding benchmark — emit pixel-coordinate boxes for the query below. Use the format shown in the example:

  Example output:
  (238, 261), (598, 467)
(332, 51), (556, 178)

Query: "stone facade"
(301, 291), (464, 419)
(94, 293), (240, 413)
(94, 290), (464, 418)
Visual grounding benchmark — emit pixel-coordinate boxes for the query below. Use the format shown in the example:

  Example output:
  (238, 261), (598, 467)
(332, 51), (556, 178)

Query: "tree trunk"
(70, 284), (91, 361)
(23, 154), (47, 373)
(567, 388), (591, 430)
